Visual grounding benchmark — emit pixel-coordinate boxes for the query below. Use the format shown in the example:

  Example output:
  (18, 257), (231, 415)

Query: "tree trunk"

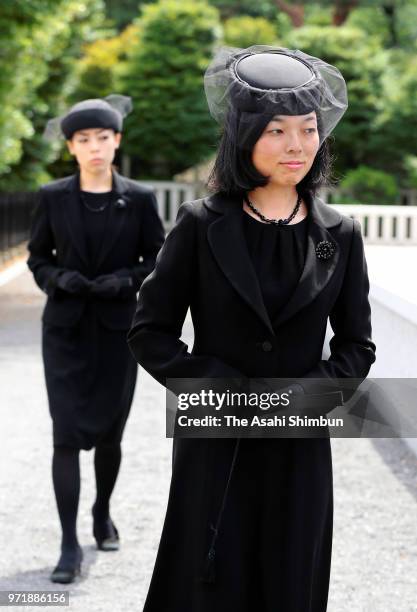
(274, 0), (305, 28)
(333, 0), (359, 26)
(382, 4), (397, 47)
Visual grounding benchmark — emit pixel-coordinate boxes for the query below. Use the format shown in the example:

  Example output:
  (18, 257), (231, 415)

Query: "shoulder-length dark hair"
(207, 107), (336, 199)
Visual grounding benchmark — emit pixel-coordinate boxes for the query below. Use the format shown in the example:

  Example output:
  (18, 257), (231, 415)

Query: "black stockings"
(52, 443), (122, 550)
(52, 446), (80, 550)
(93, 443), (122, 522)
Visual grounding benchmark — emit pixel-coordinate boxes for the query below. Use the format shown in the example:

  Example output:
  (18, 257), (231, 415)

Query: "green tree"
(0, 0), (105, 189)
(0, 1), (59, 175)
(121, 0), (221, 179)
(344, 1), (416, 51)
(223, 16), (278, 47)
(344, 5), (392, 47)
(403, 156), (417, 190)
(72, 23), (140, 100)
(363, 49), (417, 183)
(103, 0), (150, 30)
(209, 0), (278, 19)
(338, 165), (399, 204)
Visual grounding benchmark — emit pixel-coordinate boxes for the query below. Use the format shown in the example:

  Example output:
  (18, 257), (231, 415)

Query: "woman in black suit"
(127, 47), (376, 611)
(27, 96), (165, 583)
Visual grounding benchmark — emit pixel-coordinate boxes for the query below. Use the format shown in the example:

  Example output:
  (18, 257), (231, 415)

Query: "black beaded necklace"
(80, 190), (112, 213)
(244, 193), (302, 226)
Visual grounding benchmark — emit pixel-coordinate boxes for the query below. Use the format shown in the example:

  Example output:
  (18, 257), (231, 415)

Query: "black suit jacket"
(27, 170), (165, 330)
(127, 190), (376, 401)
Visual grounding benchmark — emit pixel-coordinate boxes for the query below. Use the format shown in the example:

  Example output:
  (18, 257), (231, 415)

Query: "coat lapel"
(93, 170), (130, 271)
(207, 193), (275, 336)
(271, 197), (341, 328)
(62, 170), (130, 271)
(204, 191), (343, 335)
(62, 173), (89, 268)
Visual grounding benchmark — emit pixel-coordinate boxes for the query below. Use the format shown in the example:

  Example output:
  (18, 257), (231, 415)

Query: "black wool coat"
(27, 170), (166, 330)
(127, 190), (376, 612)
(27, 170), (165, 449)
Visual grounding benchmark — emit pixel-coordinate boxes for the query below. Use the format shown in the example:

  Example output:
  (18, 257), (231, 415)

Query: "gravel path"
(0, 266), (416, 611)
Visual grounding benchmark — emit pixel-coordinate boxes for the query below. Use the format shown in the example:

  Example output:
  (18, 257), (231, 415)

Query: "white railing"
(140, 181), (417, 244)
(332, 204), (417, 245)
(139, 181), (196, 230)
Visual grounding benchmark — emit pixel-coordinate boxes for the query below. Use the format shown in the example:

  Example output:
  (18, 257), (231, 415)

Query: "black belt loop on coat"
(200, 436), (241, 584)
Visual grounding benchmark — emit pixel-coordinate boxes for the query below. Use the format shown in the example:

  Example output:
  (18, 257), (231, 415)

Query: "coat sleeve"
(130, 191), (166, 291)
(110, 191), (166, 295)
(127, 202), (245, 393)
(298, 218), (376, 402)
(26, 188), (64, 297)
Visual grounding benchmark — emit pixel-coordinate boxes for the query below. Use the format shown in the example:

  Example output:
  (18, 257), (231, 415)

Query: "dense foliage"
(1, 0), (416, 202)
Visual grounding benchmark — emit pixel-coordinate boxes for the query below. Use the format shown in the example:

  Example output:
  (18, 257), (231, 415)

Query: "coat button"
(262, 341), (273, 352)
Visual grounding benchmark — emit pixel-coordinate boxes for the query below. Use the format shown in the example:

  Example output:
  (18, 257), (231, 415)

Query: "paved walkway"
(0, 263), (416, 611)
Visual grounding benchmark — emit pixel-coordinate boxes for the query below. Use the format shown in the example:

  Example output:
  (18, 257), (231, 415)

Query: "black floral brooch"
(115, 197), (128, 210)
(315, 240), (336, 260)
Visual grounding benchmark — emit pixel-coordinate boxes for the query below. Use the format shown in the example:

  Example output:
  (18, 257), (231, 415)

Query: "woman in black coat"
(127, 47), (376, 611)
(27, 96), (165, 583)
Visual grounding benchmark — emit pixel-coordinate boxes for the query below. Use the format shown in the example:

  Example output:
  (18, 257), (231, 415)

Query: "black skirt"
(42, 302), (137, 450)
(143, 436), (333, 612)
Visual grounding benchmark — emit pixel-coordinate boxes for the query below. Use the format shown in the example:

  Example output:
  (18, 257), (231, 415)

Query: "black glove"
(90, 273), (133, 299)
(55, 270), (92, 295)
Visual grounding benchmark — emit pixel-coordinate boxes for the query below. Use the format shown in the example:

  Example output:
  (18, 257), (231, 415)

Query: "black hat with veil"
(204, 45), (348, 149)
(43, 94), (133, 141)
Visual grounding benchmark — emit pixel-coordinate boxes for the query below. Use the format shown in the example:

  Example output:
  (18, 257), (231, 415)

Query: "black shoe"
(50, 545), (83, 584)
(92, 504), (120, 551)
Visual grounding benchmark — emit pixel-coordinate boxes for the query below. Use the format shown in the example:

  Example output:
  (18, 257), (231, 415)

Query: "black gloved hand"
(55, 270), (92, 295)
(90, 273), (133, 299)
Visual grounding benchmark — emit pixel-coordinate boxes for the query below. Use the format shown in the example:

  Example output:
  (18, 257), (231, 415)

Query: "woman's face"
(67, 128), (121, 173)
(251, 112), (320, 187)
